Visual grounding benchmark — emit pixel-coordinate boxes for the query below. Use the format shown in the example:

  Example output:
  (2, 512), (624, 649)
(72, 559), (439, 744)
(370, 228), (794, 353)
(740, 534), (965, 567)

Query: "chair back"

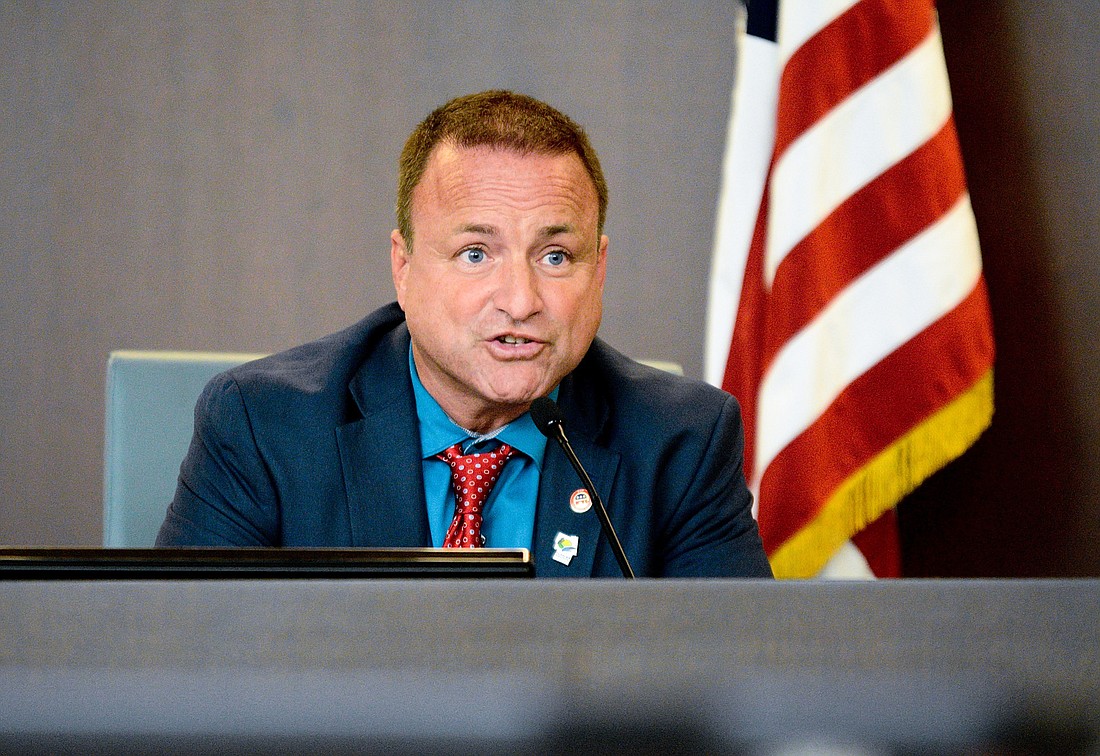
(102, 350), (264, 546)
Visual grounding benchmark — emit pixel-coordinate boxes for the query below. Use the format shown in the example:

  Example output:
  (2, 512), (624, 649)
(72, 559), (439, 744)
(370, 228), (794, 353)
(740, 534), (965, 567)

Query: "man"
(157, 90), (772, 578)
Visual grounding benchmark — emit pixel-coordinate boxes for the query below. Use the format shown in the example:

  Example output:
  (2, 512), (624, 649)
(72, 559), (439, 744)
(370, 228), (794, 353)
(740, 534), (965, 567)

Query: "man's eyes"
(457, 248), (572, 266)
(543, 250), (568, 266)
(459, 247), (486, 264)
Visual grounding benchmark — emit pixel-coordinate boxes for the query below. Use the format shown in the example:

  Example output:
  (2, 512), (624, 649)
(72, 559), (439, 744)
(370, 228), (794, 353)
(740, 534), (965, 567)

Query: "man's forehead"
(413, 144), (599, 216)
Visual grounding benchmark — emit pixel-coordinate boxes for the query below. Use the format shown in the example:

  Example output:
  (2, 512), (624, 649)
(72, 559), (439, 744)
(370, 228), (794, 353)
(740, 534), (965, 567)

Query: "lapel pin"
(569, 488), (592, 514)
(552, 531), (578, 566)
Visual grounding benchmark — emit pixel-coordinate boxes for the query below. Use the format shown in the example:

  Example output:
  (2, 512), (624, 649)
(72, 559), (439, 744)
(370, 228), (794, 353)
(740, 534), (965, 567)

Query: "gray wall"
(2, 2), (1098, 575)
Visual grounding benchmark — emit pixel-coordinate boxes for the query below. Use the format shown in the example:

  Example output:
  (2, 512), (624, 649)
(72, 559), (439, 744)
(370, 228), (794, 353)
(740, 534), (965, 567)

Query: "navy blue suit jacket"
(157, 303), (772, 578)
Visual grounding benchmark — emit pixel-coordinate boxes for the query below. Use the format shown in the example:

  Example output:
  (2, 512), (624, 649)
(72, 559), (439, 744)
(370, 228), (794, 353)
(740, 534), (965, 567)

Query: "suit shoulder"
(223, 302), (407, 400)
(567, 340), (742, 449)
(583, 339), (738, 416)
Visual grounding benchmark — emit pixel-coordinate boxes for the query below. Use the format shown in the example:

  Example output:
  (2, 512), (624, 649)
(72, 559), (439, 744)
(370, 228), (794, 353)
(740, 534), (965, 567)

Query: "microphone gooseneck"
(529, 397), (635, 578)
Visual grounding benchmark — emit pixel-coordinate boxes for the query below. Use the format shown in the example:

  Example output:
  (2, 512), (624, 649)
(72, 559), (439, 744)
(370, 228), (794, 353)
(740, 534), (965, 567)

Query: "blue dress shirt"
(408, 349), (551, 549)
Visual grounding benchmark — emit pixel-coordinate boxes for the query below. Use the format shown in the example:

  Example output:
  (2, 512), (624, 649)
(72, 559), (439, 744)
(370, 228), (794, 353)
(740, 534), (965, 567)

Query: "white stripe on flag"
(753, 194), (983, 481)
(765, 28), (954, 286)
(704, 32), (780, 387)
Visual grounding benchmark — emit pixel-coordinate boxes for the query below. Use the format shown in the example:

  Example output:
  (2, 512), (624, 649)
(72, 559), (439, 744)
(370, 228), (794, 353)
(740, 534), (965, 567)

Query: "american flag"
(705, 0), (995, 578)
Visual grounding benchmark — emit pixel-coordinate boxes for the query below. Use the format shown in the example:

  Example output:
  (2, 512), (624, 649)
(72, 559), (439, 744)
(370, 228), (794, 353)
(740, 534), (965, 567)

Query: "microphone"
(529, 396), (635, 578)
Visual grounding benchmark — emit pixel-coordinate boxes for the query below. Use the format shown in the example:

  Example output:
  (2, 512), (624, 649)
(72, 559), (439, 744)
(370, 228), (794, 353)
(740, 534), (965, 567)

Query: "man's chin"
(479, 377), (556, 410)
(483, 388), (548, 411)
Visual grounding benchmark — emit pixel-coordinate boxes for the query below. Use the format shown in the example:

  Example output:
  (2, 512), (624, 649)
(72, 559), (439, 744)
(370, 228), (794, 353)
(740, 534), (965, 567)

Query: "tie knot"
(436, 441), (514, 467)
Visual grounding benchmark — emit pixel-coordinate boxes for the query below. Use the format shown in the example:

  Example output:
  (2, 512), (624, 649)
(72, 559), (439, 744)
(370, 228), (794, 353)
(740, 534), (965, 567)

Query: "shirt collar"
(408, 346), (552, 465)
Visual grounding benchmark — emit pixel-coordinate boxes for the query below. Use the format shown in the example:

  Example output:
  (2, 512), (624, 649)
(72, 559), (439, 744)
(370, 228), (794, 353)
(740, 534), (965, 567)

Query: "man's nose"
(493, 257), (543, 321)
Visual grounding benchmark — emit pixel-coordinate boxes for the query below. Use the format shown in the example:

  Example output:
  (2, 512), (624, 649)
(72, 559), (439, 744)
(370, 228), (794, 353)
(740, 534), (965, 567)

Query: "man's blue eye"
(462, 248), (486, 263)
(545, 251), (566, 266)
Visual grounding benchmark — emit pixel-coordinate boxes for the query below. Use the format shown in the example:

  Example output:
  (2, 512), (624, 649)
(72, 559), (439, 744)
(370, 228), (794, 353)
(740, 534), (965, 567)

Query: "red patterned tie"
(436, 443), (515, 548)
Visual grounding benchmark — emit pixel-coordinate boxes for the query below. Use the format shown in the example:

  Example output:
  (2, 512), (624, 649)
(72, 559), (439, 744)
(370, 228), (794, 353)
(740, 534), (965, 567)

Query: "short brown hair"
(396, 90), (608, 244)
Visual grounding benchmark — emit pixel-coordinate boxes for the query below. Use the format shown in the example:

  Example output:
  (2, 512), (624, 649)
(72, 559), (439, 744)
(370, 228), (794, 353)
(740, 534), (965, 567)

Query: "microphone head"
(528, 396), (564, 438)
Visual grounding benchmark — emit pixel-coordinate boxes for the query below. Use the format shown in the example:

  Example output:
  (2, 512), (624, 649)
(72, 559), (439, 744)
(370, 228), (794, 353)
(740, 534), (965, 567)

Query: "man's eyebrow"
(454, 223), (576, 237)
(457, 223), (496, 236)
(539, 224), (575, 238)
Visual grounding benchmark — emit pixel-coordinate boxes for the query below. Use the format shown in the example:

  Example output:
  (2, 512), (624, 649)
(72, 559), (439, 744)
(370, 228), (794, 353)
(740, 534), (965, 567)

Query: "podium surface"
(3, 578), (1097, 752)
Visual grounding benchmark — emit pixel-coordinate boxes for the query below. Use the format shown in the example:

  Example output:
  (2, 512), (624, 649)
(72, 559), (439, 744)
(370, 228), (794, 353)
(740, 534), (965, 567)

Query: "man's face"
(391, 143), (608, 432)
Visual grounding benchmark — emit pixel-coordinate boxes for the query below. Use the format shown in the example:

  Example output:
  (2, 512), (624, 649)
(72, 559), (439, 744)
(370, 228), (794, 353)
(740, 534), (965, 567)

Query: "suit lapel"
(336, 326), (431, 547)
(533, 371), (621, 577)
(533, 434), (619, 577)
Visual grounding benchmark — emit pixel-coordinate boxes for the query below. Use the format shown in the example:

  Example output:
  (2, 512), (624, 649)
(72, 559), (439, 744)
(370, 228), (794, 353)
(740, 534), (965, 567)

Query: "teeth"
(501, 335), (530, 344)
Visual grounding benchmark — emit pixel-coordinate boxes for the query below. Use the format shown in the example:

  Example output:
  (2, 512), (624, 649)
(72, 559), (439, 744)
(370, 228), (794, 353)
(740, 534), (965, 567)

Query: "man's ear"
(596, 234), (609, 290)
(391, 229), (410, 309)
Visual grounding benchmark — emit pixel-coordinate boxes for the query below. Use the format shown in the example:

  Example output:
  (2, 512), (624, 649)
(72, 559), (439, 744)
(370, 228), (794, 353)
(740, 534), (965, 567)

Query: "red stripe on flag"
(756, 279), (994, 551)
(775, 0), (934, 157)
(763, 118), (971, 366)
(722, 186), (771, 483)
(852, 508), (901, 577)
(726, 120), (977, 482)
(710, 0), (994, 576)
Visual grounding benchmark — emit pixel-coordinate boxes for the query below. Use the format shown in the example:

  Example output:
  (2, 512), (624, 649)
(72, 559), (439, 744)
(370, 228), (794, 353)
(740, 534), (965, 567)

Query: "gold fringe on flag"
(768, 368), (995, 579)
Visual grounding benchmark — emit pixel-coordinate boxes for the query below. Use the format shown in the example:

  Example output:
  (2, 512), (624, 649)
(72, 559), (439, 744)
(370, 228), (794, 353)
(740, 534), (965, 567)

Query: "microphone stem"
(554, 428), (635, 579)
